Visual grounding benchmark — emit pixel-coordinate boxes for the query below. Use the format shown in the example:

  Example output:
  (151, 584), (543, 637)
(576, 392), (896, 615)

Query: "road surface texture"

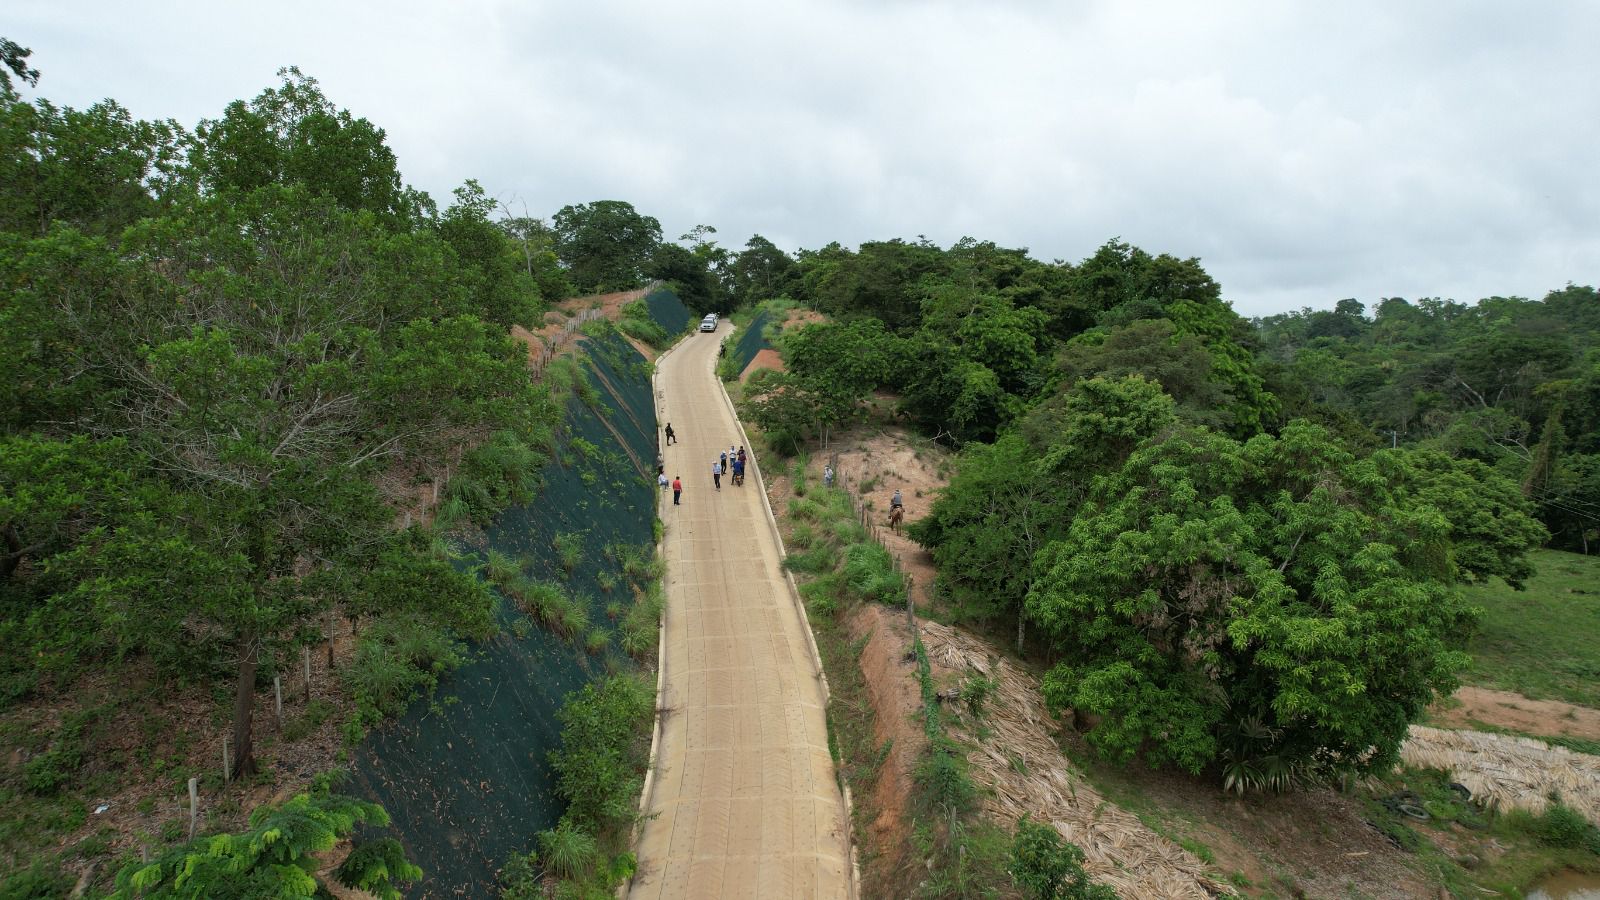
(630, 328), (854, 899)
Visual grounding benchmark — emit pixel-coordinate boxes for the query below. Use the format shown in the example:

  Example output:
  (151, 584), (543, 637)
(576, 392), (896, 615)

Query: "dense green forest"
(730, 237), (1591, 790)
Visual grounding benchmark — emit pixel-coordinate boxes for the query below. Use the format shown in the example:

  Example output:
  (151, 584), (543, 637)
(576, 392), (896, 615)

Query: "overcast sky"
(9, 1), (1597, 316)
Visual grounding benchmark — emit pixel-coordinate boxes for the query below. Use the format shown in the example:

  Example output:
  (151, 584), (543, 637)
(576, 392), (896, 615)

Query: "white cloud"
(9, 0), (1596, 315)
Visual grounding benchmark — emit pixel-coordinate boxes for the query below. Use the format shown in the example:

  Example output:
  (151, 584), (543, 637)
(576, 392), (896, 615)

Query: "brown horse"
(889, 505), (904, 534)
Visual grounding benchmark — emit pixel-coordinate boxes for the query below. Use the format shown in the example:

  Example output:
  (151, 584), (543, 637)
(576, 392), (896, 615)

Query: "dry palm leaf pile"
(918, 620), (1237, 899)
(1401, 725), (1600, 821)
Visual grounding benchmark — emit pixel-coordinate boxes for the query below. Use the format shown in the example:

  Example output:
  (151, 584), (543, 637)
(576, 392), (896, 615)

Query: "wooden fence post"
(188, 777), (200, 840)
(222, 738), (232, 783)
(273, 676), (283, 726)
(302, 647), (312, 704)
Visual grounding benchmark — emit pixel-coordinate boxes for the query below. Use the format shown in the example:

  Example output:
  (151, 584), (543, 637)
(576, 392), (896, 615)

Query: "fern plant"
(110, 783), (420, 899)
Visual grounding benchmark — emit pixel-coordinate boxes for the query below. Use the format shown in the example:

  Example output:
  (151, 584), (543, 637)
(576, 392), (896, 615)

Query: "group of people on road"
(662, 421), (906, 523)
(712, 445), (747, 490)
(659, 421), (751, 502)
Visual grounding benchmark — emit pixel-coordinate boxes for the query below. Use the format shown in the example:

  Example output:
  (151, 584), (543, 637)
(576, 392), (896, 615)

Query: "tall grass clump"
(620, 581), (664, 661)
(842, 541), (902, 606)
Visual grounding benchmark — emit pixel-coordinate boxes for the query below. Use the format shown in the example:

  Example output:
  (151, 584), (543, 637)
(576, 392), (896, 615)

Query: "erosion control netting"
(728, 308), (772, 374)
(346, 327), (658, 898)
(643, 287), (691, 335)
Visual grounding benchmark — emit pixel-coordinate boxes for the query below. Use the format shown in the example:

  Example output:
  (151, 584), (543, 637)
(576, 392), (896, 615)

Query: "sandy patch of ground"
(805, 423), (949, 612)
(1430, 686), (1600, 742)
(511, 286), (659, 365)
(782, 307), (828, 328)
(739, 347), (785, 381)
(736, 307), (824, 382)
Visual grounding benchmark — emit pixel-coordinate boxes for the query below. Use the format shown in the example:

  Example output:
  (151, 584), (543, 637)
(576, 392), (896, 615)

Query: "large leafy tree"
(437, 179), (543, 327)
(1051, 319), (1233, 428)
(909, 434), (1065, 650)
(189, 67), (414, 223)
(727, 233), (797, 307)
(1026, 419), (1544, 782)
(647, 241), (719, 311)
(550, 200), (662, 292)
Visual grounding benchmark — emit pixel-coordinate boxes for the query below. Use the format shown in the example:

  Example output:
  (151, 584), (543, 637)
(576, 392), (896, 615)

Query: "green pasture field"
(1459, 549), (1600, 709)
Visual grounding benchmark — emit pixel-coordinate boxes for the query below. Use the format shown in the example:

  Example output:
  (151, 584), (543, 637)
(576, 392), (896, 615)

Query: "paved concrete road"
(630, 329), (852, 899)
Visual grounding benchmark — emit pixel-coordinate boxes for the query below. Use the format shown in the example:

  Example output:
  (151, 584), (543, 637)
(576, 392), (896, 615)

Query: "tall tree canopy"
(0, 65), (553, 784)
(551, 199), (663, 293)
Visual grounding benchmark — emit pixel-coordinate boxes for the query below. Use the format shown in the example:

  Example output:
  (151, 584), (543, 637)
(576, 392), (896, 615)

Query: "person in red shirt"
(672, 476), (682, 505)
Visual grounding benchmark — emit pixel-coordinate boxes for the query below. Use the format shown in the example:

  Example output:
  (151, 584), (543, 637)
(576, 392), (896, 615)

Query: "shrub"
(345, 619), (465, 723)
(916, 740), (976, 813)
(1533, 801), (1600, 852)
(23, 747), (81, 796)
(447, 430), (547, 525)
(614, 543), (661, 586)
(521, 580), (566, 622)
(841, 542), (901, 605)
(560, 602), (590, 639)
(1009, 817), (1115, 900)
(23, 717), (88, 796)
(961, 675), (997, 718)
(549, 675), (654, 833)
(0, 860), (73, 899)
(783, 542), (839, 575)
(799, 575), (842, 618)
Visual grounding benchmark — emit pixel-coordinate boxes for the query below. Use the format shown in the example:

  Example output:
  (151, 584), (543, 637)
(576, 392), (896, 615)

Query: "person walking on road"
(664, 422), (676, 445)
(712, 460), (723, 491)
(672, 476), (682, 505)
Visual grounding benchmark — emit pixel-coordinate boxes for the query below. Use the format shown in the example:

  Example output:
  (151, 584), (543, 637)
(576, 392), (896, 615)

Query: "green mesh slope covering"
(729, 308), (773, 373)
(346, 327), (658, 897)
(643, 287), (691, 335)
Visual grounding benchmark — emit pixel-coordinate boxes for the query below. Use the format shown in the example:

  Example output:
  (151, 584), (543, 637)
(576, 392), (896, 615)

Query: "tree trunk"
(1, 522), (21, 580)
(231, 638), (259, 779)
(1016, 611), (1025, 654)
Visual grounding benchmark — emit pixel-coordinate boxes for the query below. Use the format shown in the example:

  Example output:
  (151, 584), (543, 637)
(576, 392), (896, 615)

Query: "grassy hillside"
(1460, 549), (1600, 708)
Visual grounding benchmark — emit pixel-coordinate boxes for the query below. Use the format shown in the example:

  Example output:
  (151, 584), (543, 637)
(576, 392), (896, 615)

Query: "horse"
(889, 505), (904, 534)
